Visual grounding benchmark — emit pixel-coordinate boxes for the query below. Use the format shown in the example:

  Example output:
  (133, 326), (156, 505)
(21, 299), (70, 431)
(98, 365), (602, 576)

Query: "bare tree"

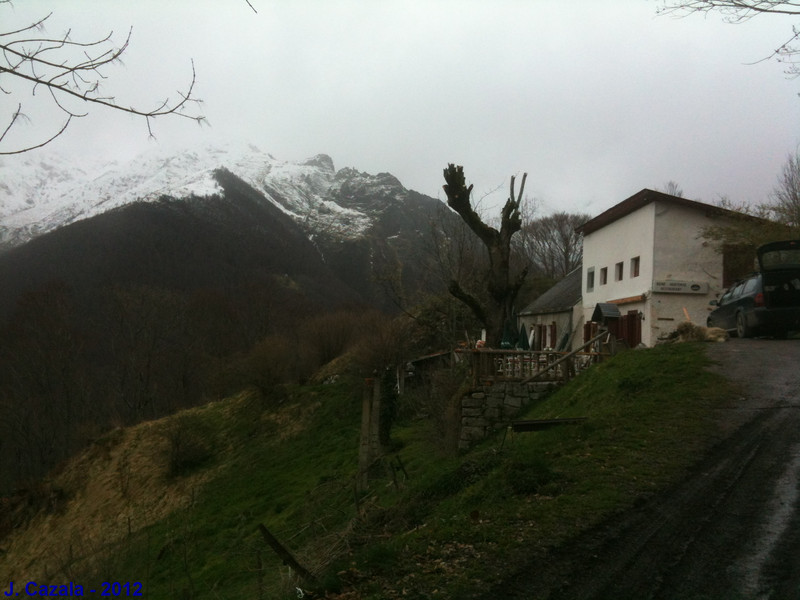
(659, 181), (685, 197)
(0, 5), (204, 154)
(658, 0), (800, 74)
(769, 150), (800, 229)
(699, 194), (793, 285)
(701, 196), (781, 245)
(518, 212), (591, 280)
(702, 151), (800, 254)
(441, 164), (529, 347)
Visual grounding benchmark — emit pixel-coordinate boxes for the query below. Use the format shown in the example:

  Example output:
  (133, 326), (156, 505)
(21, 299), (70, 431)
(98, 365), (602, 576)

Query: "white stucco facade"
(580, 190), (730, 346)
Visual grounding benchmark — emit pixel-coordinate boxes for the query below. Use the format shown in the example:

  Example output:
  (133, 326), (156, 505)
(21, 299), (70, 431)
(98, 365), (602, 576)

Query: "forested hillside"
(0, 168), (463, 493)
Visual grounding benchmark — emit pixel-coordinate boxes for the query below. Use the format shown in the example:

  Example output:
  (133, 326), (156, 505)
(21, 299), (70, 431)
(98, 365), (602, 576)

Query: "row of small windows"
(586, 256), (640, 292)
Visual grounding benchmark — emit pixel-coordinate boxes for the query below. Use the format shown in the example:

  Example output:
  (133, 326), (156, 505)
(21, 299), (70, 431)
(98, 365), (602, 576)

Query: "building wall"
(648, 201), (726, 340)
(581, 199), (729, 346)
(519, 310), (571, 349)
(582, 204), (655, 342)
(582, 203), (655, 308)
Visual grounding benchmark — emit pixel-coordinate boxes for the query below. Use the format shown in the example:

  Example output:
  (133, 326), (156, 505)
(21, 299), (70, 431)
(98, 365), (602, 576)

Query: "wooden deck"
(458, 330), (610, 386)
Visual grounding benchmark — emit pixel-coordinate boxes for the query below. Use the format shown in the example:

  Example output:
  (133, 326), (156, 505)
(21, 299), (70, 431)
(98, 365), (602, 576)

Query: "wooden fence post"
(370, 376), (381, 459)
(358, 377), (386, 492)
(255, 549), (264, 600)
(257, 524), (318, 587)
(358, 378), (373, 492)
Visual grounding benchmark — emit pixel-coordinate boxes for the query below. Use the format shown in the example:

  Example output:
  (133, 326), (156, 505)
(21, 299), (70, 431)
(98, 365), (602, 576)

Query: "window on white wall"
(615, 262), (623, 281)
(587, 267), (595, 292)
(600, 267), (608, 285)
(631, 256), (640, 278)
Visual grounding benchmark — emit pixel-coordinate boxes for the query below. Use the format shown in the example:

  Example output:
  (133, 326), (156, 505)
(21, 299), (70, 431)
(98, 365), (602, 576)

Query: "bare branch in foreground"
(658, 0), (800, 75)
(0, 8), (205, 154)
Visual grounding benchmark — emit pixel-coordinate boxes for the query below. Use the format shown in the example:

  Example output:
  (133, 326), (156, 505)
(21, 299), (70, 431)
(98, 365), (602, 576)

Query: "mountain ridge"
(0, 142), (464, 499)
(0, 141), (457, 320)
(0, 142), (426, 250)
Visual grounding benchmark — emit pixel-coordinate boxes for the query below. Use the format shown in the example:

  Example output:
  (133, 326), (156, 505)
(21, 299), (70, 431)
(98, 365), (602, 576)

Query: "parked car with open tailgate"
(707, 239), (800, 338)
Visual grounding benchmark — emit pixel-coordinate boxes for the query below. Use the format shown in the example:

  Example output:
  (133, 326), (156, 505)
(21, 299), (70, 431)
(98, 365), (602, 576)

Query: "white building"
(576, 189), (742, 346)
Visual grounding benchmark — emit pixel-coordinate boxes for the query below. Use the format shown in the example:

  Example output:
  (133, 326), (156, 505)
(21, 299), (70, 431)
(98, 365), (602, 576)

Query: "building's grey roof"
(520, 267), (582, 316)
(591, 302), (622, 322)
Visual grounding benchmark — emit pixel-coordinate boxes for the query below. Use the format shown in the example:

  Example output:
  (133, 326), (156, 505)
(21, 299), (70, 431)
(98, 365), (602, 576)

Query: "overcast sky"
(3, 0), (800, 217)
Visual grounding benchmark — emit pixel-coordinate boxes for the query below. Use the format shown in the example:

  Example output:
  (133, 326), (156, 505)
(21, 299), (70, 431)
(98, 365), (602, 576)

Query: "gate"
(611, 310), (642, 348)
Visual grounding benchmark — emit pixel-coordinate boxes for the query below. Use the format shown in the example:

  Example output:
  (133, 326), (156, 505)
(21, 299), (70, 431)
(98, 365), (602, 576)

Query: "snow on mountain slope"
(0, 151), (109, 244)
(0, 141), (384, 248)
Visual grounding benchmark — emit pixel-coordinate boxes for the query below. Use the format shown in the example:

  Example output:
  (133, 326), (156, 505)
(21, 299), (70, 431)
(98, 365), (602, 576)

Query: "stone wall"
(459, 381), (555, 450)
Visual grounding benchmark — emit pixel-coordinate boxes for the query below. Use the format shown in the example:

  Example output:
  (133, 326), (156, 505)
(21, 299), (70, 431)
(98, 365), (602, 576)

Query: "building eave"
(575, 189), (740, 236)
(519, 267), (582, 316)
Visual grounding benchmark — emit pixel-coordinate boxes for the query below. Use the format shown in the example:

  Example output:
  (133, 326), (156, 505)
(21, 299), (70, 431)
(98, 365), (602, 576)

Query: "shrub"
(298, 310), (362, 370)
(209, 334), (306, 397)
(163, 413), (215, 477)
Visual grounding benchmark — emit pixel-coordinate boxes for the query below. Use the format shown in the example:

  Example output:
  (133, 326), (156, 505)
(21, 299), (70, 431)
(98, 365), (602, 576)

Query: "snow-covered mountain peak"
(330, 167), (406, 212)
(0, 142), (411, 249)
(300, 154), (335, 172)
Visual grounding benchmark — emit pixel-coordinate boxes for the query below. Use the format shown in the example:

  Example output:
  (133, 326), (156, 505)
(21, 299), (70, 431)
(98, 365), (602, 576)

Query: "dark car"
(707, 240), (800, 338)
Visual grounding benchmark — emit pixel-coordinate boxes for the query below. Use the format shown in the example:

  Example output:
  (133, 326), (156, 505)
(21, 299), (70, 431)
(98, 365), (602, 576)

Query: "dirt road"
(493, 338), (800, 600)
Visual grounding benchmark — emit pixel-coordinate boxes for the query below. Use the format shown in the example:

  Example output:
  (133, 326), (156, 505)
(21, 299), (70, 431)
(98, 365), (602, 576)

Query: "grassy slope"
(0, 343), (735, 599)
(341, 342), (735, 598)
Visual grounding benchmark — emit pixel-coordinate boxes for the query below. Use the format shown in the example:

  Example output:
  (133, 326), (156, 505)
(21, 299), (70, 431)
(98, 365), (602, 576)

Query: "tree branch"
(0, 104), (72, 155)
(500, 172), (526, 244)
(658, 0), (800, 74)
(0, 7), (205, 154)
(442, 164), (499, 248)
(659, 0), (800, 20)
(448, 280), (488, 326)
(509, 265), (530, 305)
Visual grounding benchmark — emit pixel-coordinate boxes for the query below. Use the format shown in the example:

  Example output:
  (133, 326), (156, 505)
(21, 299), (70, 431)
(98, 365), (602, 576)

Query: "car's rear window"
(760, 248), (800, 270)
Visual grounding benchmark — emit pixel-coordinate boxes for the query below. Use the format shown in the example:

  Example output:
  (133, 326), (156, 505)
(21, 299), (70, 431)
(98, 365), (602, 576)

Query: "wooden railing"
(458, 330), (610, 386)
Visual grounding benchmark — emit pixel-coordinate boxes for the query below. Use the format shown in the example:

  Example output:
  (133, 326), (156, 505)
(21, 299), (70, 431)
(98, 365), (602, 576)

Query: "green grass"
(57, 343), (735, 599)
(341, 342), (736, 598)
(56, 381), (362, 599)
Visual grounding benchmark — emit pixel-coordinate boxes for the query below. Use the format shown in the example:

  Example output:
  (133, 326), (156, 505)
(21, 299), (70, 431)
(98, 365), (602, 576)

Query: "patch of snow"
(0, 141), (383, 246)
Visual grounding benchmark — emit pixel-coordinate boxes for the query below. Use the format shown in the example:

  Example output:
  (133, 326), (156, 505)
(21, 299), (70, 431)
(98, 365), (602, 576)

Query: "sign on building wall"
(652, 280), (708, 294)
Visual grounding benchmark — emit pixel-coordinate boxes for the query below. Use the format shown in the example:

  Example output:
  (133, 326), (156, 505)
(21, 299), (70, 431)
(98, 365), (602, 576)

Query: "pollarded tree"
(441, 164), (529, 347)
(0, 4), (205, 154)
